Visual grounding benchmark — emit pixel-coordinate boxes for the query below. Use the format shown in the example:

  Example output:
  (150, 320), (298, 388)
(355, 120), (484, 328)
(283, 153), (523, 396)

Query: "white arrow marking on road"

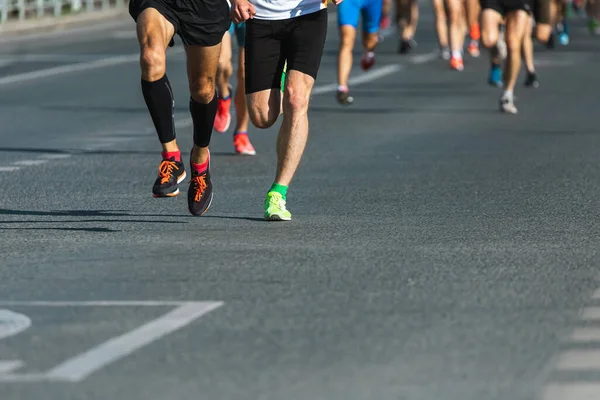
(0, 309), (31, 340)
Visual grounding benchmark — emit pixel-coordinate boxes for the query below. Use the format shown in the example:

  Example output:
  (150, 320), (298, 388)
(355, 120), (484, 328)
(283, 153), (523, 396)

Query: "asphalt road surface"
(1, 7), (600, 400)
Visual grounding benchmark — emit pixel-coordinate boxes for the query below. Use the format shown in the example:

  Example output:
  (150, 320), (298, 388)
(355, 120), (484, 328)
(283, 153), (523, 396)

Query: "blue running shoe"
(558, 32), (570, 45)
(488, 65), (503, 87)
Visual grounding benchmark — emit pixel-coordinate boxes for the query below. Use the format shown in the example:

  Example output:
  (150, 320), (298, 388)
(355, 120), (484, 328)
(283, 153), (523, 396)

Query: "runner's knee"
(189, 77), (216, 104)
(505, 31), (522, 51)
(481, 30), (498, 48)
(140, 46), (167, 81)
(283, 83), (310, 115)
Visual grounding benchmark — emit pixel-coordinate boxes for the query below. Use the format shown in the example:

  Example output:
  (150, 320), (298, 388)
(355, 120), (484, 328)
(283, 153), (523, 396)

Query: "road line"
(39, 154), (72, 160)
(409, 51), (439, 65)
(581, 307), (600, 320)
(44, 301), (223, 382)
(12, 159), (48, 166)
(0, 309), (31, 340)
(312, 65), (402, 95)
(569, 327), (600, 342)
(0, 48), (184, 86)
(555, 349), (600, 370)
(0, 300), (190, 306)
(0, 167), (20, 172)
(541, 383), (600, 400)
(0, 54), (128, 63)
(0, 361), (24, 374)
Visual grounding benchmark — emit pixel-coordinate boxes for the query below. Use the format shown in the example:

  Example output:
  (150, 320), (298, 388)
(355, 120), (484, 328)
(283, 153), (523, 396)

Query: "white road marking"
(409, 51), (440, 65)
(112, 31), (137, 39)
(555, 349), (600, 370)
(0, 54), (129, 63)
(581, 307), (600, 320)
(0, 361), (24, 374)
(312, 65), (402, 95)
(0, 309), (31, 340)
(0, 301), (223, 382)
(541, 383), (600, 400)
(12, 159), (48, 166)
(45, 301), (222, 382)
(0, 300), (191, 306)
(39, 154), (72, 160)
(569, 327), (600, 342)
(0, 167), (20, 172)
(0, 48), (185, 86)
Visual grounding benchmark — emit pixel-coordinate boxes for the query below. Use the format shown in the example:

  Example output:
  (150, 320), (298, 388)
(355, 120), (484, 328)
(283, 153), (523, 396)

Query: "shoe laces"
(268, 193), (285, 209)
(158, 160), (178, 184)
(192, 174), (208, 202)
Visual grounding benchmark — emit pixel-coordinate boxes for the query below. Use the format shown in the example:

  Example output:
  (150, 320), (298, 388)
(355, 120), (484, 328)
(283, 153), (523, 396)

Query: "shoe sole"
(236, 150), (257, 156)
(265, 214), (291, 221)
(152, 171), (187, 198)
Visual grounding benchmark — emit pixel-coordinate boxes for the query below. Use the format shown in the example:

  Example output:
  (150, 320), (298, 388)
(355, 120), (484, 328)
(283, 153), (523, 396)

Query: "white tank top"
(250, 0), (327, 20)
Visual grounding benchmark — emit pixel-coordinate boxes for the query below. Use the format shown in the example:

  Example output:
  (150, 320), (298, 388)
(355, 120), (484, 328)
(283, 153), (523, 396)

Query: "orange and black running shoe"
(152, 157), (186, 198)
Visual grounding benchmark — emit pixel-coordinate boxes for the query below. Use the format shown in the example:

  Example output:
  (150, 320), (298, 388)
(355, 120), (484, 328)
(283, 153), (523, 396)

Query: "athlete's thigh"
(133, 6), (176, 49)
(362, 0), (384, 34)
(287, 9), (328, 82)
(432, 0), (446, 13)
(481, 8), (503, 40)
(185, 43), (222, 93)
(219, 30), (232, 65)
(505, 8), (529, 40)
(337, 0), (361, 29)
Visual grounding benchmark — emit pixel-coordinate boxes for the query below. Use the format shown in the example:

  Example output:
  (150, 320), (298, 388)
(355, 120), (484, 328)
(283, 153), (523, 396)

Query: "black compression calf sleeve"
(141, 75), (176, 143)
(190, 93), (217, 148)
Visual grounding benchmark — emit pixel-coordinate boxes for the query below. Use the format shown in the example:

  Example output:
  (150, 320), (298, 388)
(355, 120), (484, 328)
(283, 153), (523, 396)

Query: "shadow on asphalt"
(0, 209), (266, 223)
(0, 227), (118, 232)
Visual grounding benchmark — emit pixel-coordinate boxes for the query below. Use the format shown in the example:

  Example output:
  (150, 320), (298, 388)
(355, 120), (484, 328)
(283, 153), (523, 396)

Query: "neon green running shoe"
(280, 60), (287, 93)
(264, 191), (292, 221)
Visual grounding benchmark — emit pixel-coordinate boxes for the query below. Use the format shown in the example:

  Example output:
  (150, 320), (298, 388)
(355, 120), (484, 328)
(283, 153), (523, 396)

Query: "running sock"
(502, 90), (514, 100)
(452, 50), (463, 59)
(190, 93), (217, 148)
(162, 151), (181, 162)
(191, 152), (210, 174)
(234, 130), (247, 137)
(338, 85), (349, 92)
(269, 183), (288, 200)
(141, 75), (176, 144)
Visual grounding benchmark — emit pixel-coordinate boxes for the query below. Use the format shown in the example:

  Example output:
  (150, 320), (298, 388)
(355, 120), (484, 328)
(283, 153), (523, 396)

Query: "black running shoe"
(546, 34), (555, 49)
(152, 157), (186, 198)
(398, 39), (416, 54)
(187, 159), (213, 216)
(336, 90), (354, 105)
(524, 71), (539, 88)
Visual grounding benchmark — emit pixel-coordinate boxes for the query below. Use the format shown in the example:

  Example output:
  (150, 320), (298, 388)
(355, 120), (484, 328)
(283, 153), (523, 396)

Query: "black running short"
(480, 0), (532, 14)
(129, 0), (230, 47)
(244, 9), (328, 94)
(533, 0), (551, 24)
